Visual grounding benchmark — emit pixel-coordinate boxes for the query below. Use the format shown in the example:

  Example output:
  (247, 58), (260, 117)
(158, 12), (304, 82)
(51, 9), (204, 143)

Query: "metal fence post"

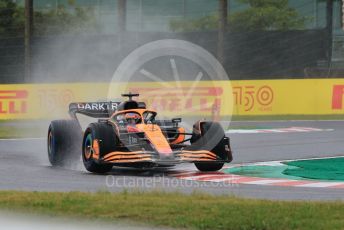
(24, 0), (33, 83)
(218, 0), (228, 65)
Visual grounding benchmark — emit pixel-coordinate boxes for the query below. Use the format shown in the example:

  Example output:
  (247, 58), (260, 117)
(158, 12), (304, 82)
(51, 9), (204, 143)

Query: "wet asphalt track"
(1, 120), (344, 201)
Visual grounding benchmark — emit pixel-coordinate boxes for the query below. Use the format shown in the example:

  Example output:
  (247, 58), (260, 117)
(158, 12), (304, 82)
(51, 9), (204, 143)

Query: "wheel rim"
(48, 130), (54, 158)
(84, 133), (93, 160)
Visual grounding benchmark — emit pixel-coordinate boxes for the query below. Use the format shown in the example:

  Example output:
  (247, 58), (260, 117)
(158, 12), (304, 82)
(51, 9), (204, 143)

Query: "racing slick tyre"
(82, 123), (116, 174)
(191, 121), (225, 172)
(48, 120), (82, 167)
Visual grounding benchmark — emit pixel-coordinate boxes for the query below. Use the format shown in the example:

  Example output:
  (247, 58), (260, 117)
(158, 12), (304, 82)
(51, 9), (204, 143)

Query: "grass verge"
(0, 191), (343, 230)
(0, 120), (48, 138)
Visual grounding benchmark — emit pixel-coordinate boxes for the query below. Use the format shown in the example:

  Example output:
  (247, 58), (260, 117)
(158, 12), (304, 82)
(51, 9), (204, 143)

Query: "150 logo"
(0, 90), (28, 114)
(233, 85), (274, 112)
(37, 89), (75, 113)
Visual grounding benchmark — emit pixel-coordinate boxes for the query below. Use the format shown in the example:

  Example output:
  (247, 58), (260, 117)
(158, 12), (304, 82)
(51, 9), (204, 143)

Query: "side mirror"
(172, 118), (182, 127)
(147, 120), (157, 125)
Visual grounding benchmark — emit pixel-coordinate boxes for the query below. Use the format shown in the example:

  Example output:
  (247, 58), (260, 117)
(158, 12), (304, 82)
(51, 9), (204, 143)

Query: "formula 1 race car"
(47, 93), (232, 173)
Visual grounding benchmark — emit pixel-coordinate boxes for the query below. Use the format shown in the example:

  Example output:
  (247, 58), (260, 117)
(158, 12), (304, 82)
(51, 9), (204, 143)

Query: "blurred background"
(0, 0), (343, 83)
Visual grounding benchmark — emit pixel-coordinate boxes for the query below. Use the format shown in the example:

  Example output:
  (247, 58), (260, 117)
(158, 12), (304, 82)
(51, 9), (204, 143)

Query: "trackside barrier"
(0, 79), (344, 120)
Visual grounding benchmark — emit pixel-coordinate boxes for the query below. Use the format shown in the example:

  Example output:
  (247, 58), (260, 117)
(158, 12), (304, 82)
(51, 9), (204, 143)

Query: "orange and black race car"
(47, 93), (233, 173)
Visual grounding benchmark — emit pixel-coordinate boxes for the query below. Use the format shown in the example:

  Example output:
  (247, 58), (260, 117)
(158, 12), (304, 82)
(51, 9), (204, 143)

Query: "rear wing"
(69, 102), (121, 119)
(69, 101), (147, 119)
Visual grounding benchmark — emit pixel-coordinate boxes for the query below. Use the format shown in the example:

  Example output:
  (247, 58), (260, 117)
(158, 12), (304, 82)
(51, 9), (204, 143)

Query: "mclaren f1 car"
(47, 93), (233, 173)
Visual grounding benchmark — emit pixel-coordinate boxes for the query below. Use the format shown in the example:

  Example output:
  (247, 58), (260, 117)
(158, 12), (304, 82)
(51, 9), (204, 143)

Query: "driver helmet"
(125, 113), (140, 124)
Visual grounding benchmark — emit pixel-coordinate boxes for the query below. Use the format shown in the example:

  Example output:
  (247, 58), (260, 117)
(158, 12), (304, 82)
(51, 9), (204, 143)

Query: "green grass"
(0, 125), (46, 138)
(0, 128), (42, 139)
(0, 191), (343, 230)
(0, 120), (48, 138)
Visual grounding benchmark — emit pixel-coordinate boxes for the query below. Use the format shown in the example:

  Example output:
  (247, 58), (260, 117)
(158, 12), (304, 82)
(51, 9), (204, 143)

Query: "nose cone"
(136, 124), (173, 158)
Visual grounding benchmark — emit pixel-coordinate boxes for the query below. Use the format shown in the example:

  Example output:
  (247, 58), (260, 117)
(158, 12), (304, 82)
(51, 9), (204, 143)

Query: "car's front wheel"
(191, 121), (226, 172)
(82, 123), (116, 174)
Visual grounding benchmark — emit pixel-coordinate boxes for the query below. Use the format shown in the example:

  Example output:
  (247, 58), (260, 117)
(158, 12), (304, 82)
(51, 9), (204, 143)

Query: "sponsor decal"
(129, 87), (223, 113)
(233, 85), (274, 112)
(0, 90), (28, 114)
(76, 102), (119, 111)
(37, 89), (74, 113)
(128, 135), (138, 145)
(332, 85), (344, 110)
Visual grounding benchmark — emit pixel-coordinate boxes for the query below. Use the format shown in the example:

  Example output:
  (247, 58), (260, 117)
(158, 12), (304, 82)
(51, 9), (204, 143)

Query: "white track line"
(296, 182), (344, 188)
(0, 137), (45, 141)
(243, 179), (292, 185)
(226, 127), (334, 134)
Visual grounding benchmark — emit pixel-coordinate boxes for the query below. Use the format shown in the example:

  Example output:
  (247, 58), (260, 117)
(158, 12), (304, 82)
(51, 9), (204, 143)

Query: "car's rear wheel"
(191, 121), (225, 172)
(48, 120), (82, 167)
(82, 123), (116, 174)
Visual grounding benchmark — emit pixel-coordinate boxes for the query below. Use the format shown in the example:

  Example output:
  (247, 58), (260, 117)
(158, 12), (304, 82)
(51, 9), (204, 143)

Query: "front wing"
(100, 150), (223, 164)
(98, 138), (233, 165)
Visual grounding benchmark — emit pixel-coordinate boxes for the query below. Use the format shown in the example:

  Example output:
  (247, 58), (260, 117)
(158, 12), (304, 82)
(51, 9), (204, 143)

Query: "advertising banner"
(232, 79), (344, 116)
(0, 79), (344, 120)
(0, 81), (232, 120)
